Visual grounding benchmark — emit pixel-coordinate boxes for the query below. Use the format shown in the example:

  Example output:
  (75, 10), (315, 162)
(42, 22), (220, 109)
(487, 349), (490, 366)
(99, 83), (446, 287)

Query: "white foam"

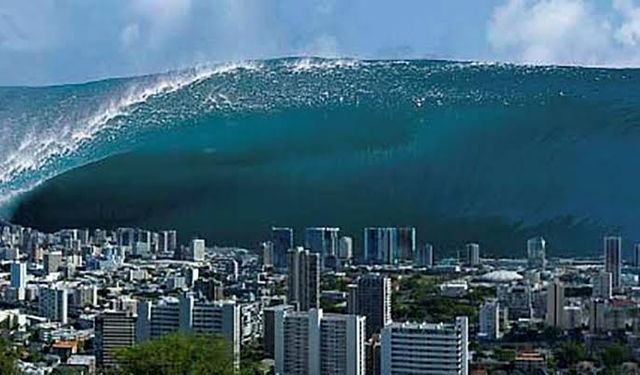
(0, 61), (260, 209)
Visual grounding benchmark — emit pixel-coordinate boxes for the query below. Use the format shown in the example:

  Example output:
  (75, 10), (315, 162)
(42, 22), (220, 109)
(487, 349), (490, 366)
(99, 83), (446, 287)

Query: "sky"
(3, 0), (640, 85)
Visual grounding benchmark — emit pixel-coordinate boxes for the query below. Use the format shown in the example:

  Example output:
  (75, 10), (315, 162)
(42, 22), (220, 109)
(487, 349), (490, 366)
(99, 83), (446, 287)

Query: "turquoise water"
(2, 58), (640, 256)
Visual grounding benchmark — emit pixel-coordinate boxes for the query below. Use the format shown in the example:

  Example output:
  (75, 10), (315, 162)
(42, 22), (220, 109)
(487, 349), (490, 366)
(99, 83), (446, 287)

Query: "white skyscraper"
(546, 279), (565, 328)
(592, 272), (612, 300)
(478, 300), (501, 341)
(604, 236), (622, 290)
(338, 236), (353, 260)
(189, 239), (206, 262)
(381, 317), (469, 375)
(274, 308), (366, 375)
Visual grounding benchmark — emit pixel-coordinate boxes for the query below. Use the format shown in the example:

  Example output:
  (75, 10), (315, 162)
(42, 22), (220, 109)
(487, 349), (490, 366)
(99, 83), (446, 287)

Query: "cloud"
(488, 0), (612, 65)
(124, 0), (192, 48)
(488, 0), (640, 66)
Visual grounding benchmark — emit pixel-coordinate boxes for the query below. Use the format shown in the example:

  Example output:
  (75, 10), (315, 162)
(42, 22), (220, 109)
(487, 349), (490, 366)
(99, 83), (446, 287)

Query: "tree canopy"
(115, 332), (236, 375)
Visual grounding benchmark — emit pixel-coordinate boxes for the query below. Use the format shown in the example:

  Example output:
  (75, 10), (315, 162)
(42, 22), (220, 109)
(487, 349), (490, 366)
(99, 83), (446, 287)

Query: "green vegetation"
(493, 348), (516, 362)
(554, 342), (588, 368)
(320, 275), (349, 292)
(599, 343), (630, 371)
(0, 337), (18, 375)
(115, 332), (239, 375)
(393, 274), (479, 322)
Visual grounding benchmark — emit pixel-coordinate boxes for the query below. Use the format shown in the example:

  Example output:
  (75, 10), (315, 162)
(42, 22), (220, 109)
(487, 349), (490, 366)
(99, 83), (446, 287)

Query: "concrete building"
(136, 293), (240, 366)
(10, 261), (26, 301)
(304, 227), (340, 269)
(527, 236), (546, 269)
(347, 274), (392, 338)
(364, 228), (398, 265)
(338, 236), (353, 261)
(72, 285), (98, 308)
(95, 310), (136, 369)
(604, 236), (622, 290)
(261, 241), (274, 267)
(44, 251), (63, 274)
(380, 317), (469, 375)
(39, 285), (68, 324)
(546, 279), (565, 328)
(274, 308), (366, 375)
(272, 227), (294, 270)
(592, 272), (612, 300)
(633, 243), (640, 268)
(478, 300), (501, 341)
(414, 243), (434, 268)
(465, 243), (480, 266)
(287, 247), (320, 311)
(563, 306), (583, 330)
(263, 304), (294, 359)
(189, 239), (205, 262)
(396, 227), (416, 262)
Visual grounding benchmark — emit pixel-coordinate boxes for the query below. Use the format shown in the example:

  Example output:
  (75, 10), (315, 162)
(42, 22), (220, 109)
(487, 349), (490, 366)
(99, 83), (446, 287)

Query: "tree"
(555, 342), (587, 368)
(115, 332), (236, 375)
(0, 337), (18, 375)
(600, 343), (629, 369)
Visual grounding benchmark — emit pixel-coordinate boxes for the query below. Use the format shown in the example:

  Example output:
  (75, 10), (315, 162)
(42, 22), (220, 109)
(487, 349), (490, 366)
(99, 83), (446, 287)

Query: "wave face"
(4, 58), (640, 256)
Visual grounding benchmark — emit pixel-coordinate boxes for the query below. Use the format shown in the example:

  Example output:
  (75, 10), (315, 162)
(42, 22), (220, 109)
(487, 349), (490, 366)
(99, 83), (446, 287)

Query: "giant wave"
(2, 57), (640, 256)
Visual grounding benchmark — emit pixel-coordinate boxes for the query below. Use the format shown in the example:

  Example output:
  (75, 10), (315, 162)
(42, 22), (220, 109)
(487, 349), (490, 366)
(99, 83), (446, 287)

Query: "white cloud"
(488, 0), (613, 65)
(123, 0), (192, 48)
(487, 0), (640, 66)
(614, 0), (640, 46)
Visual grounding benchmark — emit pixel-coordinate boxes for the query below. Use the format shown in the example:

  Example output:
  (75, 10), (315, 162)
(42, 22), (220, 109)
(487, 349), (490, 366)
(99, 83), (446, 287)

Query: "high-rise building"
(263, 304), (294, 359)
(271, 227), (294, 270)
(478, 300), (500, 341)
(287, 247), (320, 311)
(157, 231), (169, 253)
(590, 299), (607, 333)
(592, 272), (612, 300)
(136, 293), (240, 367)
(364, 228), (398, 265)
(381, 317), (469, 375)
(397, 227), (416, 261)
(546, 279), (565, 328)
(44, 251), (63, 274)
(347, 274), (392, 338)
(10, 261), (27, 301)
(95, 310), (137, 369)
(604, 236), (622, 290)
(39, 285), (68, 324)
(304, 227), (340, 268)
(527, 236), (547, 269)
(465, 243), (480, 266)
(274, 308), (366, 375)
(634, 243), (640, 268)
(189, 239), (205, 262)
(261, 241), (274, 267)
(116, 228), (135, 247)
(72, 284), (98, 308)
(414, 243), (434, 268)
(338, 236), (353, 261)
(10, 261), (26, 289)
(194, 278), (224, 301)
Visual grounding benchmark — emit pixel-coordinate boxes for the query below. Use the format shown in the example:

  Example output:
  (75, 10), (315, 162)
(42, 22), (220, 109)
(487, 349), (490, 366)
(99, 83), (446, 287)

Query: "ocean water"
(2, 57), (640, 256)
